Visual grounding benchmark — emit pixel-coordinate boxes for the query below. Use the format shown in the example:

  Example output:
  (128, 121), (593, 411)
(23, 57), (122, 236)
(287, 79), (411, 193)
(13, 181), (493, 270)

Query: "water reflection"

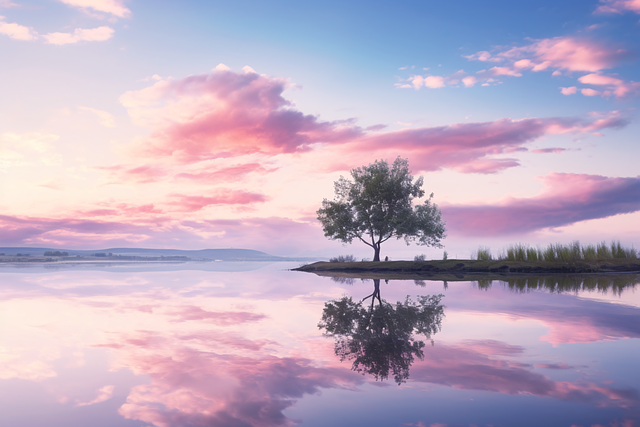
(2, 265), (640, 426)
(476, 273), (640, 295)
(318, 279), (444, 384)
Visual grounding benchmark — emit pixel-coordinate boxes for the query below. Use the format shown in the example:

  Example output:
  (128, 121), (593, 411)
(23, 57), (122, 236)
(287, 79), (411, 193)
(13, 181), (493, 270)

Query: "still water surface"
(1, 262), (639, 427)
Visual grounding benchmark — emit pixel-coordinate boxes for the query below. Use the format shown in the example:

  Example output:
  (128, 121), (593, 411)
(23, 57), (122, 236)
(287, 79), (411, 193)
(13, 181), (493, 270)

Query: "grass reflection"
(474, 274), (640, 295)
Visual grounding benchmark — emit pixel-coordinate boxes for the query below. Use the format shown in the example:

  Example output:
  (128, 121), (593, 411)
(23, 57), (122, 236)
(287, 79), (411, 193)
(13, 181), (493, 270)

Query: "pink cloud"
(459, 339), (524, 356)
(340, 112), (626, 174)
(166, 305), (267, 325)
(442, 172), (640, 235)
(120, 68), (365, 163)
(109, 331), (363, 427)
(424, 76), (446, 88)
(0, 213), (330, 255)
(167, 191), (268, 212)
(488, 66), (523, 77)
(98, 161), (279, 185)
(462, 76), (477, 87)
(175, 163), (279, 182)
(176, 331), (277, 352)
(497, 37), (628, 73)
(410, 343), (639, 408)
(75, 385), (115, 407)
(444, 36), (636, 95)
(120, 69), (626, 175)
(463, 50), (502, 62)
(582, 88), (603, 96)
(449, 287), (640, 345)
(531, 148), (566, 154)
(95, 164), (167, 183)
(579, 73), (640, 98)
(594, 0), (640, 14)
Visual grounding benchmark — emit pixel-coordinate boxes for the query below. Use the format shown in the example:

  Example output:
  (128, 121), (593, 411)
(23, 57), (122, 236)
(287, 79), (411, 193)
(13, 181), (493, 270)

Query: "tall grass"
(472, 240), (637, 263)
(475, 246), (492, 261)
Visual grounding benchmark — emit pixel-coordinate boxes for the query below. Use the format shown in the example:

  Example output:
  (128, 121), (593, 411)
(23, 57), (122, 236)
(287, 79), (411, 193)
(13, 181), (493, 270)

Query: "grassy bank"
(294, 257), (640, 278)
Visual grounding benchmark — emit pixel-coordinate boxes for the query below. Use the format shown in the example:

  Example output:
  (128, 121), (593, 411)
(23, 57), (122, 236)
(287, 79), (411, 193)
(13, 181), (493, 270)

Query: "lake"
(1, 262), (639, 426)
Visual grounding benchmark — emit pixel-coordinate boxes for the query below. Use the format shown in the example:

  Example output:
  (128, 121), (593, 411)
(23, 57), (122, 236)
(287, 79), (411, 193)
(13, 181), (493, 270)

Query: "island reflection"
(318, 279), (444, 384)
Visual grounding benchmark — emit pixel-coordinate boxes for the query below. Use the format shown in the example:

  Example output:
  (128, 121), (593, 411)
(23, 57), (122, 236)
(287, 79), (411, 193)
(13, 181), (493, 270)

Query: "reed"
(475, 246), (492, 261)
(475, 240), (637, 263)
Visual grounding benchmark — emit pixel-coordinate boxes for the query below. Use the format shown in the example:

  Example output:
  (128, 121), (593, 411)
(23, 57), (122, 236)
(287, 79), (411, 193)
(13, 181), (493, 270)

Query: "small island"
(294, 258), (640, 281)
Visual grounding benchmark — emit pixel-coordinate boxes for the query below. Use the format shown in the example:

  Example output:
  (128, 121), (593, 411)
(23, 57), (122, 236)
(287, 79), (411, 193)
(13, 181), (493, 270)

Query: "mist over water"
(1, 262), (639, 427)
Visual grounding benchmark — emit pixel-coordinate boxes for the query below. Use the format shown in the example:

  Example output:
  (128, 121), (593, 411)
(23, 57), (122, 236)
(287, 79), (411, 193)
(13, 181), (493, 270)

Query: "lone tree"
(317, 157), (445, 262)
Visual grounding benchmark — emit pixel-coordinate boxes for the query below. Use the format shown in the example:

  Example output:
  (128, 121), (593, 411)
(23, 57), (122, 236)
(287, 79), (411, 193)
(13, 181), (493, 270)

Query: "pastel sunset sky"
(1, 0), (640, 257)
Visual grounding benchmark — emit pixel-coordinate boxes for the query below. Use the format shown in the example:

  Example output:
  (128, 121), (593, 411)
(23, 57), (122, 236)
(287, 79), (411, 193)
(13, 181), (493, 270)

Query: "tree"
(318, 279), (444, 384)
(317, 157), (446, 262)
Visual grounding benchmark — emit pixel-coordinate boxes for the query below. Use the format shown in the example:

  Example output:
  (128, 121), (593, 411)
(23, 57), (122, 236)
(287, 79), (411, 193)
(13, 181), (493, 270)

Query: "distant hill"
(0, 247), (312, 261)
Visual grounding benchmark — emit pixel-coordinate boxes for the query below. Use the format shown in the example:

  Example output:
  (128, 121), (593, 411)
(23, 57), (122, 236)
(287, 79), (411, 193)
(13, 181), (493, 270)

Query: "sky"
(1, 0), (640, 258)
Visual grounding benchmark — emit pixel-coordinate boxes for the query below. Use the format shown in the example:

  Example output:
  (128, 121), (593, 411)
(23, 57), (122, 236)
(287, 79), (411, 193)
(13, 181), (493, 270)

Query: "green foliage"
(329, 255), (357, 263)
(583, 244), (597, 261)
(526, 247), (539, 262)
(476, 246), (492, 261)
(486, 240), (637, 262)
(597, 241), (612, 259)
(317, 157), (446, 261)
(414, 254), (427, 262)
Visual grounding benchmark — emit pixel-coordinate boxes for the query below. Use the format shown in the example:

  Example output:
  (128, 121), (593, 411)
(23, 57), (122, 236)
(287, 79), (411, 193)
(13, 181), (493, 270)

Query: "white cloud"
(0, 17), (37, 40)
(43, 26), (114, 45)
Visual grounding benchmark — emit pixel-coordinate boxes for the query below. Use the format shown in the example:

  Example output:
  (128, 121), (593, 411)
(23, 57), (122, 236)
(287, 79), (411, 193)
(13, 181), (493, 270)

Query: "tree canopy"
(317, 157), (446, 261)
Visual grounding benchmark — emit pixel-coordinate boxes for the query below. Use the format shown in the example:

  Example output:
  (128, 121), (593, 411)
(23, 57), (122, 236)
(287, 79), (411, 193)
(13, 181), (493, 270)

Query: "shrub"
(414, 254), (427, 262)
(329, 255), (357, 263)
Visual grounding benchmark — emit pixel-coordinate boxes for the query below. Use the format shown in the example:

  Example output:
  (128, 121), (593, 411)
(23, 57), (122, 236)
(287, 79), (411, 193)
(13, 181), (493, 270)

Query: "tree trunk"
(373, 245), (381, 262)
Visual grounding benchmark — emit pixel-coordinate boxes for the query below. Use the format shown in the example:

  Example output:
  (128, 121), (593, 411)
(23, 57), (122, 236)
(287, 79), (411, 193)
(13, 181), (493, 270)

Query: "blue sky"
(1, 0), (640, 257)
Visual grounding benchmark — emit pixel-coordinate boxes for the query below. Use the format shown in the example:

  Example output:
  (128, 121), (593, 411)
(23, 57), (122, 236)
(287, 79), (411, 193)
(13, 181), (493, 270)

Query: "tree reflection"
(318, 279), (444, 384)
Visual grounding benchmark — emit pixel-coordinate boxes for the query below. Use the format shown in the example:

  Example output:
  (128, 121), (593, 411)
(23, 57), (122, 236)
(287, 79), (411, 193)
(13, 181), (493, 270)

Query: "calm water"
(1, 262), (639, 427)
